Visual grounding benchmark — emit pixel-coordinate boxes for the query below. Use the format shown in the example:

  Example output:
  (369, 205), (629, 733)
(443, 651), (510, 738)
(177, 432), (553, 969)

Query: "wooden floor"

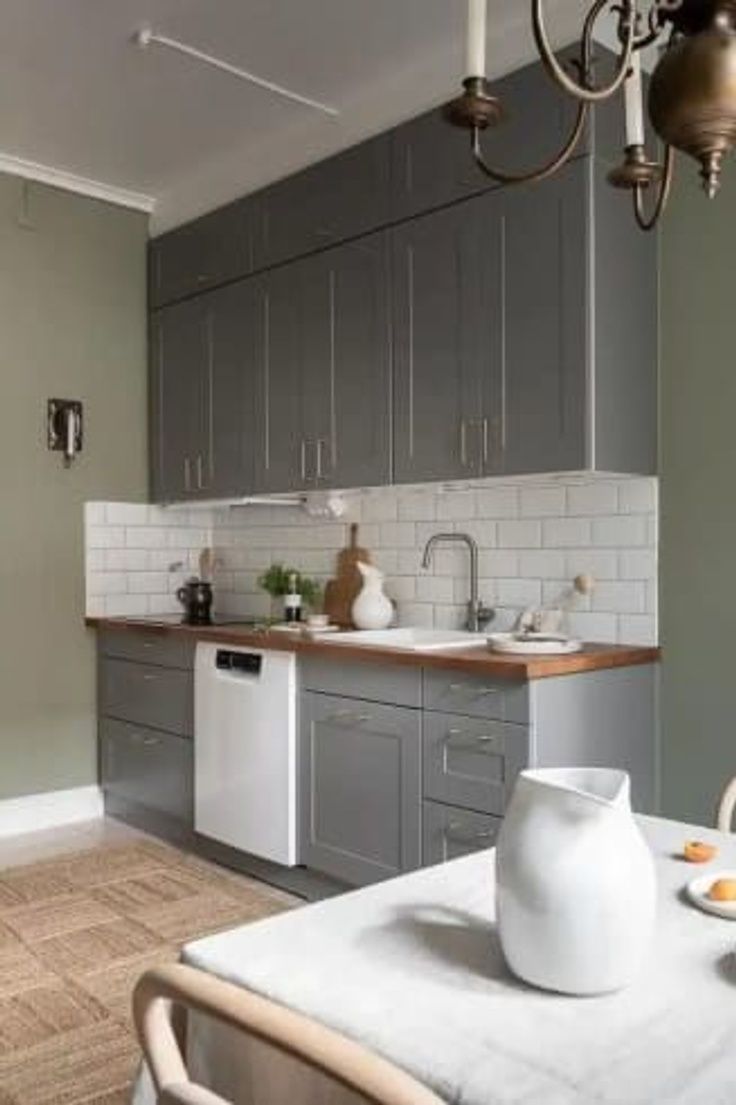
(0, 820), (298, 1105)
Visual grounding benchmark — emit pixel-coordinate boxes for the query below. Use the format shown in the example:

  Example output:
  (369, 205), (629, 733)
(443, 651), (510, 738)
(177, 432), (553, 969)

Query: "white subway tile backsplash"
(498, 520), (542, 549)
(543, 518), (592, 548)
(476, 487), (519, 519)
(592, 516), (648, 548)
(85, 474), (658, 644)
(519, 486), (566, 517)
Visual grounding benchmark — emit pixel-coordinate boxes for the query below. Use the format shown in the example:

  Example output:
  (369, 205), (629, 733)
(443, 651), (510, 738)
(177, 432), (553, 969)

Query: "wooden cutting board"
(323, 523), (372, 628)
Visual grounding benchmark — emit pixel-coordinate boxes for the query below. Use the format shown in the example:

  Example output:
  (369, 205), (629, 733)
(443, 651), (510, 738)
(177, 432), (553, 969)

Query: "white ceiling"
(0, 1), (591, 233)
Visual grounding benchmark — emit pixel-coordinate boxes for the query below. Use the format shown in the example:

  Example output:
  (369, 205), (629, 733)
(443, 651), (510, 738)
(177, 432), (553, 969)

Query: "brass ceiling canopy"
(448, 0), (736, 230)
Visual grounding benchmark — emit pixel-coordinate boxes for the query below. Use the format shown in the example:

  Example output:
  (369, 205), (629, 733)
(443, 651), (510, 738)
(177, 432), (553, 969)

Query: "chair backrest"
(134, 963), (445, 1105)
(717, 777), (736, 832)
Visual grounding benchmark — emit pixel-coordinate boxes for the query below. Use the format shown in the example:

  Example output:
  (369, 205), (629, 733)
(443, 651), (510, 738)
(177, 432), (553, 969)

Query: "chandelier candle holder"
(448, 0), (736, 230)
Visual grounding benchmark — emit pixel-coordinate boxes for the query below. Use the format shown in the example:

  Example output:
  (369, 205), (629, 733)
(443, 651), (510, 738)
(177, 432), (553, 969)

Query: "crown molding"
(0, 151), (155, 213)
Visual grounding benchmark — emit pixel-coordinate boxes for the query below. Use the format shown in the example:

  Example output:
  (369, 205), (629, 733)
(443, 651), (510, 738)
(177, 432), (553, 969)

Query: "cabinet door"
(255, 135), (391, 269)
(392, 197), (503, 483)
(390, 51), (585, 223)
(101, 718), (193, 826)
(251, 265), (307, 493)
(422, 801), (501, 866)
(301, 692), (421, 886)
(150, 299), (209, 502)
(502, 162), (588, 475)
(149, 200), (252, 308)
(208, 282), (256, 497)
(302, 233), (391, 490)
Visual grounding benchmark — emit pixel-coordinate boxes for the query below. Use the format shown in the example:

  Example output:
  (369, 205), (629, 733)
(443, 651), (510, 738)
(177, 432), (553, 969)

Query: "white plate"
(686, 870), (736, 920)
(487, 633), (583, 655)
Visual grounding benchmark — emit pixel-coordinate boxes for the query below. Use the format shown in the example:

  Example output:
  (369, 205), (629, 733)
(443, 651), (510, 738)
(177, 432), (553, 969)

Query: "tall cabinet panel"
(251, 265), (306, 494)
(392, 197), (504, 484)
(501, 162), (588, 475)
(302, 233), (391, 490)
(150, 299), (210, 503)
(208, 283), (256, 498)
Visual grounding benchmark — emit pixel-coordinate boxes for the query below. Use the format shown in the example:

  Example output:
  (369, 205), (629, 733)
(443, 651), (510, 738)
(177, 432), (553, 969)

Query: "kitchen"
(0, 2), (734, 1103)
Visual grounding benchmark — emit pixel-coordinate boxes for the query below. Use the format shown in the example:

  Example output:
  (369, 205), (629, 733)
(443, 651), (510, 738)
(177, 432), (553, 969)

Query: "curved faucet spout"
(420, 532), (494, 633)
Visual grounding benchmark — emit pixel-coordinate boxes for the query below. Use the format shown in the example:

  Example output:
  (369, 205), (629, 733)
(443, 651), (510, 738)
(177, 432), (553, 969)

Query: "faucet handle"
(476, 602), (495, 632)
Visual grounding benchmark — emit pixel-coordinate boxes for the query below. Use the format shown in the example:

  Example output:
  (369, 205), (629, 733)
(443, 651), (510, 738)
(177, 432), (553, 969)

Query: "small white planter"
(496, 767), (656, 996)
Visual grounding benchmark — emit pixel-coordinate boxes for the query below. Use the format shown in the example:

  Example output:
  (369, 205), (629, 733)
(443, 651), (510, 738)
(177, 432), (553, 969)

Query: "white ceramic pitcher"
(351, 561), (394, 630)
(496, 767), (656, 996)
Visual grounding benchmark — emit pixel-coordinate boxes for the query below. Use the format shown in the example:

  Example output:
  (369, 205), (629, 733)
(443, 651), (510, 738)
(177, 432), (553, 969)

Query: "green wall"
(660, 170), (736, 824)
(0, 176), (148, 800)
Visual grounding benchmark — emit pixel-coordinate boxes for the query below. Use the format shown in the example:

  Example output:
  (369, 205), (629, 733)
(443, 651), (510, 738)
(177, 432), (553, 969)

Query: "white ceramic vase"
(496, 767), (656, 996)
(351, 562), (393, 630)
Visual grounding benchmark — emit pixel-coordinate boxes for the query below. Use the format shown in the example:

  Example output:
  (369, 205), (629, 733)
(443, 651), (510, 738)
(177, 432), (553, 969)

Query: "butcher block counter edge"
(86, 618), (660, 682)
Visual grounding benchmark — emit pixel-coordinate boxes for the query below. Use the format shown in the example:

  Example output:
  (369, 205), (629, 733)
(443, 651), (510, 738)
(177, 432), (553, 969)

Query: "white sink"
(327, 628), (487, 652)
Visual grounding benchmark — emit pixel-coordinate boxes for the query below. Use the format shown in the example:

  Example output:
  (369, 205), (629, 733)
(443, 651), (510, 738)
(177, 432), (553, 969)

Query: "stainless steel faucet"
(421, 532), (494, 634)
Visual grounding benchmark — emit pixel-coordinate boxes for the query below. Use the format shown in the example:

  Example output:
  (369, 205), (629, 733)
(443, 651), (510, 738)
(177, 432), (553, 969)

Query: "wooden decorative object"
(323, 523), (372, 628)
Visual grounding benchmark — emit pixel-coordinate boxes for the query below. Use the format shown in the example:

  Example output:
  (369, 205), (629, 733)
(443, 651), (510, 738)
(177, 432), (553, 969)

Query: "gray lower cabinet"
(97, 632), (195, 842)
(422, 712), (529, 816)
(422, 801), (501, 866)
(101, 718), (193, 826)
(300, 691), (422, 885)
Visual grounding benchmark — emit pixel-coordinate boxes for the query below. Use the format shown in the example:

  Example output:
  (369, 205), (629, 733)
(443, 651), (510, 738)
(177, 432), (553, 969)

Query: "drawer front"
(100, 659), (193, 736)
(300, 658), (421, 709)
(100, 718), (193, 824)
(423, 670), (529, 724)
(422, 801), (501, 866)
(99, 630), (195, 671)
(423, 712), (529, 815)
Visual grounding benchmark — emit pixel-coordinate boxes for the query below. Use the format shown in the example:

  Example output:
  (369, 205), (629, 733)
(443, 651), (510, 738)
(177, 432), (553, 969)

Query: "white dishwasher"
(194, 643), (297, 866)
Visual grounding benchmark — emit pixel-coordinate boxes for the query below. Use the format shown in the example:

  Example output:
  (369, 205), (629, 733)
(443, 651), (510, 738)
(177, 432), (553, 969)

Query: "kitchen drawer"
(300, 658), (421, 709)
(149, 200), (252, 308)
(99, 630), (195, 671)
(100, 658), (193, 736)
(100, 718), (193, 825)
(422, 801), (501, 866)
(423, 670), (529, 724)
(423, 712), (529, 815)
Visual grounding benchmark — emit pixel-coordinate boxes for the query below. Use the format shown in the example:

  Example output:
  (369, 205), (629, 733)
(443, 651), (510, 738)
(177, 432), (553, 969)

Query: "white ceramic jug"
(496, 767), (656, 996)
(351, 562), (394, 630)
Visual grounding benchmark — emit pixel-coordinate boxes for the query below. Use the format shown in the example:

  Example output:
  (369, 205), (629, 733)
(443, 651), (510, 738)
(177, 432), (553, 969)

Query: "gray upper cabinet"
(390, 49), (587, 222)
(150, 298), (210, 502)
(149, 200), (252, 309)
(151, 282), (258, 502)
(501, 163), (588, 475)
(392, 195), (504, 484)
(253, 135), (391, 270)
(300, 691), (422, 886)
(253, 234), (391, 493)
(301, 233), (391, 490)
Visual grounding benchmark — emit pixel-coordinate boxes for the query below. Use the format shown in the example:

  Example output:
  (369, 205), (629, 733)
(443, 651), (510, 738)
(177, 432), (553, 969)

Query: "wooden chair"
(717, 777), (736, 832)
(133, 963), (445, 1105)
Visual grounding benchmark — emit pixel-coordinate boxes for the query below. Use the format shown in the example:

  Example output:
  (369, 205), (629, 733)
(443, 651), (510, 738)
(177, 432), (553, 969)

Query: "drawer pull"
(142, 673), (157, 682)
(142, 641), (155, 649)
(479, 687), (500, 696)
(445, 822), (496, 845)
(326, 710), (372, 724)
(443, 729), (499, 752)
(142, 736), (161, 747)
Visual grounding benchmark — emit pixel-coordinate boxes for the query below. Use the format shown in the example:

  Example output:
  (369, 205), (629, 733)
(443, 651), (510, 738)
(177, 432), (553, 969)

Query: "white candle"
(466, 0), (487, 77)
(624, 49), (645, 148)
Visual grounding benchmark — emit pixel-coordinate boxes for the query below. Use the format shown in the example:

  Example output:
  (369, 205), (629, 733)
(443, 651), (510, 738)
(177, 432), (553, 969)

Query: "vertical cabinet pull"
(481, 417), (489, 467)
(300, 440), (308, 482)
(183, 457), (192, 493)
(196, 454), (204, 491)
(460, 419), (469, 467)
(316, 439), (327, 481)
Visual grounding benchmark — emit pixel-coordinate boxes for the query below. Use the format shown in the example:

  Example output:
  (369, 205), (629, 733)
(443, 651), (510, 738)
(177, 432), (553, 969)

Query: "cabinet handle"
(459, 420), (469, 468)
(315, 439), (328, 482)
(448, 683), (466, 693)
(326, 710), (372, 724)
(142, 736), (161, 747)
(479, 687), (500, 696)
(196, 454), (205, 491)
(142, 673), (157, 682)
(481, 417), (489, 467)
(300, 440), (308, 482)
(183, 457), (192, 493)
(445, 822), (496, 845)
(443, 729), (499, 752)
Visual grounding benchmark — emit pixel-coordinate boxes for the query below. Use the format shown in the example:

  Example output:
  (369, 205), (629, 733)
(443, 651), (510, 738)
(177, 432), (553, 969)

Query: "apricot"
(684, 841), (718, 864)
(708, 878), (736, 903)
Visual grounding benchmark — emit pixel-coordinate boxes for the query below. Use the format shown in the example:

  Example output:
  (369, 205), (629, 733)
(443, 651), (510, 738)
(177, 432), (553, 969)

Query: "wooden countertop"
(86, 617), (660, 681)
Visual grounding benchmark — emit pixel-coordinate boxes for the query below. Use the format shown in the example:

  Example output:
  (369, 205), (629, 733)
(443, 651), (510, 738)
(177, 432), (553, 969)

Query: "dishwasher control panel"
(216, 649), (262, 676)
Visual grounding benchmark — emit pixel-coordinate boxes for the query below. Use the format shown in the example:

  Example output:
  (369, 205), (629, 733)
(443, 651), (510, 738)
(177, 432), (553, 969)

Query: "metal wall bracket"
(47, 399), (83, 467)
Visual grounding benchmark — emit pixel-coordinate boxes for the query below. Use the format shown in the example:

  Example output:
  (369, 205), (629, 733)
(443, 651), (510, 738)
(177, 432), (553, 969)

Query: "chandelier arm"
(470, 101), (589, 185)
(633, 145), (675, 230)
(532, 0), (637, 102)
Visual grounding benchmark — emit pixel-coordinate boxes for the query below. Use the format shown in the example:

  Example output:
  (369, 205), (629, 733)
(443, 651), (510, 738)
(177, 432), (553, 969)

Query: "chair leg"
(717, 778), (736, 833)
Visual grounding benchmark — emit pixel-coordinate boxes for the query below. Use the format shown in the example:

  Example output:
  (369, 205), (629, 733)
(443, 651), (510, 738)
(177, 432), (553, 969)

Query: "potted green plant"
(257, 564), (323, 622)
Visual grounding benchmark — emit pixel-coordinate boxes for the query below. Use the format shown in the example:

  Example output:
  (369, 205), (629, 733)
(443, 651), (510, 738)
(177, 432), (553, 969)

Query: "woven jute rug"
(0, 837), (298, 1105)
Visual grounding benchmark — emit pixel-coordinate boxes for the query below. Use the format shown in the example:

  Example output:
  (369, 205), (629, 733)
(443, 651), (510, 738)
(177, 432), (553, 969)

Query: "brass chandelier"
(448, 0), (736, 230)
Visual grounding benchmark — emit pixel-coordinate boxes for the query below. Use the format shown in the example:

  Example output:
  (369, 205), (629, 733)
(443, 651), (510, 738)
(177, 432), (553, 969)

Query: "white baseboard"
(0, 785), (104, 838)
